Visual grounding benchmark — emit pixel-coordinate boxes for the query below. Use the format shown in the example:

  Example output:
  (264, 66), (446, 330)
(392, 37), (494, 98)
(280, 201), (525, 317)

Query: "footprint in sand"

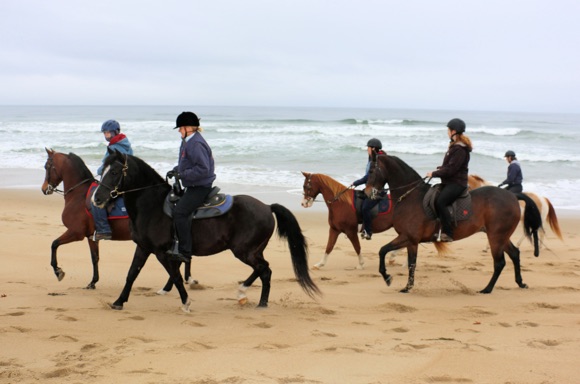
(527, 339), (561, 348)
(5, 311), (26, 316)
(312, 330), (337, 337)
(49, 335), (78, 342)
(55, 314), (78, 322)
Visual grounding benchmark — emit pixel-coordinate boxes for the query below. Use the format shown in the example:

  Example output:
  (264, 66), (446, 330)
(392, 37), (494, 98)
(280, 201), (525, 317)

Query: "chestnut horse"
(41, 148), (193, 290)
(365, 153), (542, 294)
(468, 174), (563, 247)
(301, 172), (397, 269)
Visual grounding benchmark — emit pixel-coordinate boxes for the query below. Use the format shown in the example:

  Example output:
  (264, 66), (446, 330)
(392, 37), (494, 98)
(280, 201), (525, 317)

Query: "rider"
(352, 138), (385, 240)
(426, 118), (472, 242)
(498, 150), (523, 193)
(91, 119), (133, 241)
(166, 112), (216, 263)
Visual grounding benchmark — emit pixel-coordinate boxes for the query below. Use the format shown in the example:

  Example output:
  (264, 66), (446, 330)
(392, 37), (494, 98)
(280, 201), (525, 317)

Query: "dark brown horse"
(301, 172), (397, 269)
(92, 151), (320, 311)
(364, 153), (543, 294)
(41, 148), (193, 290)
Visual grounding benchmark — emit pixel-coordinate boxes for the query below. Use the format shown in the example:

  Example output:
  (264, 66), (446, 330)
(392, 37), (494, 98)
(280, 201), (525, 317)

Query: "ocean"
(1, 105), (579, 211)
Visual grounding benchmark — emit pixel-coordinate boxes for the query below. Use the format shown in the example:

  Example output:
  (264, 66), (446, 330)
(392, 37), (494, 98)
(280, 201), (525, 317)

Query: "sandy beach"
(1, 188), (579, 384)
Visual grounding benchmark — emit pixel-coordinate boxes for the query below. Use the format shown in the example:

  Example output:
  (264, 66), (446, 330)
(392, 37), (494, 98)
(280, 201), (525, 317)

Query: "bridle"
(368, 157), (429, 203)
(44, 154), (93, 196)
(98, 156), (166, 199)
(303, 173), (350, 205)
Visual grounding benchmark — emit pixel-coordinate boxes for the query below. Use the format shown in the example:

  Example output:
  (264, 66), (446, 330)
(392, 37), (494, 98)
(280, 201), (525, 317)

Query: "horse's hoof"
(479, 289), (492, 294)
(109, 303), (123, 310)
(399, 287), (410, 293)
(185, 277), (198, 285)
(312, 264), (321, 270)
(181, 299), (191, 313)
(356, 263), (365, 270)
(256, 302), (268, 308)
(519, 283), (529, 289)
(156, 289), (169, 296)
(56, 269), (65, 281)
(84, 283), (96, 290)
(385, 275), (392, 286)
(238, 297), (248, 306)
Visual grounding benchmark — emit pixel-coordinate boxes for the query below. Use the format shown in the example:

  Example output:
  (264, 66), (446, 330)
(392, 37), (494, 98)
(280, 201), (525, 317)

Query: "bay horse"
(301, 172), (398, 269)
(41, 148), (193, 291)
(468, 174), (563, 247)
(364, 153), (543, 294)
(92, 150), (320, 311)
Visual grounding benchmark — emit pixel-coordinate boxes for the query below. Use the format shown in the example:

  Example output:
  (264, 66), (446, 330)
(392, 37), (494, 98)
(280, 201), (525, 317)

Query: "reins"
(51, 178), (94, 196)
(102, 158), (166, 199)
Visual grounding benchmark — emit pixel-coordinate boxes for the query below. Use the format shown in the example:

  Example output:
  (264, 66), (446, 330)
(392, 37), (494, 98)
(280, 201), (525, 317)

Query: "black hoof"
(519, 283), (529, 289)
(56, 269), (65, 281)
(109, 303), (124, 310)
(479, 289), (492, 294)
(385, 274), (392, 286)
(256, 303), (268, 308)
(84, 283), (96, 290)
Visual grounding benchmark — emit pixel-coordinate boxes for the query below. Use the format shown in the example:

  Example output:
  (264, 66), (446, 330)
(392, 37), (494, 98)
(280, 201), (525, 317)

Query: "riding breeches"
(435, 183), (466, 236)
(173, 185), (212, 256)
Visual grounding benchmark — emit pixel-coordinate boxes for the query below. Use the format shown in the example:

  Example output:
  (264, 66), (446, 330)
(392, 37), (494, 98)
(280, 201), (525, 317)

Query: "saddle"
(423, 184), (472, 223)
(352, 190), (392, 223)
(163, 186), (234, 220)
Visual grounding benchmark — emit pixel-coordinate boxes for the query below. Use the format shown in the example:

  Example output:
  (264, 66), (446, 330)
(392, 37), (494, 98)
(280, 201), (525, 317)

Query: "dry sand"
(1, 189), (578, 384)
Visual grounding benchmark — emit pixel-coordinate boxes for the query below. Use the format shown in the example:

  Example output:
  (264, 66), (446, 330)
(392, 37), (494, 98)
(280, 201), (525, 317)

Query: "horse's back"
(470, 186), (520, 215)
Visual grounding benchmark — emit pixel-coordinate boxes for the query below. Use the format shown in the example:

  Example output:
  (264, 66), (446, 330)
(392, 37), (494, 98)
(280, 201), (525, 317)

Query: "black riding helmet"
(504, 150), (516, 158)
(447, 118), (466, 134)
(367, 138), (382, 150)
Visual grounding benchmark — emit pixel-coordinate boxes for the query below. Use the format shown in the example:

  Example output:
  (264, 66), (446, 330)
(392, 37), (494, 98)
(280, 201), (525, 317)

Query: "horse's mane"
(315, 174), (353, 204)
(389, 155), (422, 180)
(67, 152), (95, 180)
(103, 152), (166, 184)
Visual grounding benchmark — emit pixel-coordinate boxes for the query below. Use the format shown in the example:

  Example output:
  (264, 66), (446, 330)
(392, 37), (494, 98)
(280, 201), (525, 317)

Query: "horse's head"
(92, 149), (128, 208)
(42, 148), (63, 195)
(301, 171), (320, 208)
(364, 152), (389, 200)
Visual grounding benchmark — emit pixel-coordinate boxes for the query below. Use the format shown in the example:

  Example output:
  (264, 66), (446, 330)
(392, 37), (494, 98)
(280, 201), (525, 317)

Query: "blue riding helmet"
(101, 119), (120, 133)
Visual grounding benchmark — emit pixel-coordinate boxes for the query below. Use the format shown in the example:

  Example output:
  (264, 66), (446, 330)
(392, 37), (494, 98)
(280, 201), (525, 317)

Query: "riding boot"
(91, 203), (112, 241)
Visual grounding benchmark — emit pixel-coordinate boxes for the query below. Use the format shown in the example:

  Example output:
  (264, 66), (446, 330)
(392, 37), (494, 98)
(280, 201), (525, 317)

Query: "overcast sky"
(1, 0), (578, 113)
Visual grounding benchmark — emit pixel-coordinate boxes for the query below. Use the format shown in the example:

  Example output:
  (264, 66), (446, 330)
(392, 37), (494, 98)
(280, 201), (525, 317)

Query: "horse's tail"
(270, 203), (321, 299)
(545, 198), (563, 241)
(515, 193), (543, 257)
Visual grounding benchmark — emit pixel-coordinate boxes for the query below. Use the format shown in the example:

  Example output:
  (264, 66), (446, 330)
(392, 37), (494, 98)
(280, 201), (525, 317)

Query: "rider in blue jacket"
(498, 150), (523, 193)
(91, 120), (133, 241)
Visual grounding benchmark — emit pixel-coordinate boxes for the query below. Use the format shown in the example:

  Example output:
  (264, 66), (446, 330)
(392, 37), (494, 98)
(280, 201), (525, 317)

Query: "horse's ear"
(45, 147), (54, 155)
(301, 171), (310, 177)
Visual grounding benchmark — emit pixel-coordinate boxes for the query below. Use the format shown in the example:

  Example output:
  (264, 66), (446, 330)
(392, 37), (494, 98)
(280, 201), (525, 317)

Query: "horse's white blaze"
(301, 197), (314, 208)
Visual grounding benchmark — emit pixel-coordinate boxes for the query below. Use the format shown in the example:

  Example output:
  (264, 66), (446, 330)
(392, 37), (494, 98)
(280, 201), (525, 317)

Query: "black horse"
(92, 150), (320, 311)
(364, 153), (542, 294)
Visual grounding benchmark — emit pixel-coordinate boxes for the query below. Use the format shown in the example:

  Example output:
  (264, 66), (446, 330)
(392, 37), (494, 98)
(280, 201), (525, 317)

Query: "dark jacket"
(501, 160), (523, 188)
(431, 143), (471, 187)
(353, 150), (386, 187)
(177, 132), (216, 188)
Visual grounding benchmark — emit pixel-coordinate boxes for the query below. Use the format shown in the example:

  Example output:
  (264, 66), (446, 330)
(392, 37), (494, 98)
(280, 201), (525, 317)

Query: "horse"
(364, 153), (543, 294)
(41, 148), (193, 291)
(300, 172), (398, 269)
(468, 174), (563, 247)
(92, 150), (320, 312)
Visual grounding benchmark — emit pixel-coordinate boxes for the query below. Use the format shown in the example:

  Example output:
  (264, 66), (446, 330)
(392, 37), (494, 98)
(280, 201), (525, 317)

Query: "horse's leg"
(401, 244), (419, 293)
(313, 228), (341, 269)
(504, 241), (528, 289)
(50, 229), (85, 282)
(157, 261), (196, 296)
(110, 246), (152, 310)
(378, 237), (407, 287)
(85, 238), (100, 289)
(239, 257), (272, 308)
(344, 229), (365, 270)
(480, 240), (507, 294)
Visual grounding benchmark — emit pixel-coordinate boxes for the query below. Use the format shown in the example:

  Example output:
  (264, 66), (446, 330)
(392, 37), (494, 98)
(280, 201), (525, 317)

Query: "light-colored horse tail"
(545, 198), (563, 241)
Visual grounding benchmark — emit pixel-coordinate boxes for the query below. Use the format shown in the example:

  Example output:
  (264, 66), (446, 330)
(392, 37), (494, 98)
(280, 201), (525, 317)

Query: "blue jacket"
(178, 132), (216, 188)
(97, 134), (133, 175)
(502, 160), (523, 187)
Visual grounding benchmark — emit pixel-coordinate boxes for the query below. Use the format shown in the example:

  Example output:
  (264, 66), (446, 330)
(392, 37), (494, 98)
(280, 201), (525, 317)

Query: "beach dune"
(1, 189), (578, 384)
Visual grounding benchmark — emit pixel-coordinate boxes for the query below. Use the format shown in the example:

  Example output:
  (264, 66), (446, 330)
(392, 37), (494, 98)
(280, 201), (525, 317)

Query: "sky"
(1, 0), (579, 113)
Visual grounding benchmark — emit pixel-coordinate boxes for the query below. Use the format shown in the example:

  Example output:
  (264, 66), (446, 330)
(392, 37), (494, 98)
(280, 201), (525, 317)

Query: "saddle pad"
(86, 182), (128, 219)
(163, 193), (234, 219)
(423, 185), (471, 222)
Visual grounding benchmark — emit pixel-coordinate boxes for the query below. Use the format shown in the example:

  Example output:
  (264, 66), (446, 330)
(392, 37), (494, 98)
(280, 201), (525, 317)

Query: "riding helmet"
(367, 138), (382, 150)
(447, 118), (466, 134)
(101, 119), (120, 133)
(174, 111), (200, 129)
(504, 150), (516, 158)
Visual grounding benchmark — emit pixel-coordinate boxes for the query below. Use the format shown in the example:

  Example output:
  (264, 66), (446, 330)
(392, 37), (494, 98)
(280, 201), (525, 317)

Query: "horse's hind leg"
(480, 241), (507, 294)
(85, 238), (100, 289)
(157, 261), (195, 295)
(505, 241), (528, 289)
(237, 255), (272, 308)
